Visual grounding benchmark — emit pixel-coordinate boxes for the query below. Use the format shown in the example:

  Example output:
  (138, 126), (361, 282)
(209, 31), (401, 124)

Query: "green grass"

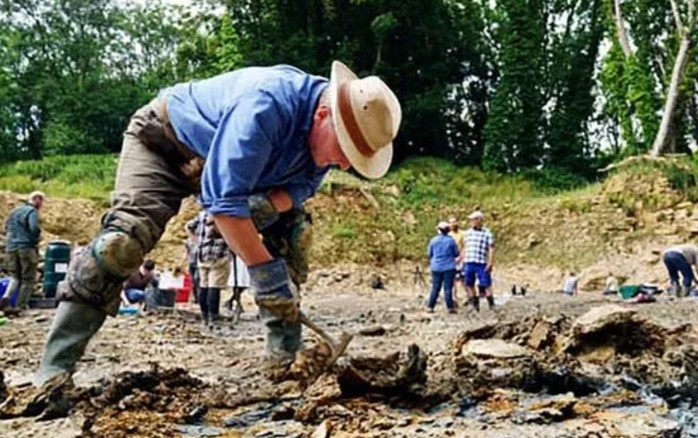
(0, 154), (117, 202)
(4, 153), (694, 268)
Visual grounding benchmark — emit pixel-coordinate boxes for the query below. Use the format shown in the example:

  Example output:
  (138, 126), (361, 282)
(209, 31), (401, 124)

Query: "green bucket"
(619, 285), (639, 300)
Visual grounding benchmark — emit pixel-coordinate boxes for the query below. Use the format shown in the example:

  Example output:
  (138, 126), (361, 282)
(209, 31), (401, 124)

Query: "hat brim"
(329, 61), (393, 180)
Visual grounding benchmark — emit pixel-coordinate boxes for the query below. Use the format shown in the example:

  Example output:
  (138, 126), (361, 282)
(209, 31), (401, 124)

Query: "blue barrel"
(43, 240), (71, 298)
(0, 277), (19, 307)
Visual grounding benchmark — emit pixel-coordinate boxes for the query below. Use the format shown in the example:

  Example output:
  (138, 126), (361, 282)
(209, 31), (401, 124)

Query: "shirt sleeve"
(488, 230), (495, 247)
(284, 168), (329, 209)
(27, 209), (41, 241)
(200, 90), (288, 218)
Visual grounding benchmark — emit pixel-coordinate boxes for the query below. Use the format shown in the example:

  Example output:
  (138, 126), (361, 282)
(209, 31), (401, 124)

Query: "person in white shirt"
(603, 272), (619, 295)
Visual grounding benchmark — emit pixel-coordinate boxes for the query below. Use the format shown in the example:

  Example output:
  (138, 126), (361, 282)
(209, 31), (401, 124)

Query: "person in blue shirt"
(426, 222), (460, 313)
(32, 61), (402, 389)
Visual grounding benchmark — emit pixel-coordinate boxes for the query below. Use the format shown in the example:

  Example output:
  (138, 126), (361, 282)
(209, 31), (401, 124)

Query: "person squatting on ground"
(460, 210), (495, 311)
(121, 259), (158, 306)
(448, 217), (466, 306)
(603, 272), (619, 296)
(2, 191), (45, 313)
(662, 243), (698, 297)
(188, 210), (231, 327)
(32, 60), (401, 388)
(426, 221), (460, 313)
(562, 272), (579, 296)
(181, 222), (200, 304)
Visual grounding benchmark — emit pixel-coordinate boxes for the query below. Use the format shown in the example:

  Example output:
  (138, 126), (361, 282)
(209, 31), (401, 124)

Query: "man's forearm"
(213, 214), (272, 266)
(268, 189), (293, 213)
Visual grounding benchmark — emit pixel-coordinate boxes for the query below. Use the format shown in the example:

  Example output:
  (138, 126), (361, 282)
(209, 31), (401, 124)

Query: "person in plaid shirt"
(187, 210), (231, 326)
(460, 210), (495, 311)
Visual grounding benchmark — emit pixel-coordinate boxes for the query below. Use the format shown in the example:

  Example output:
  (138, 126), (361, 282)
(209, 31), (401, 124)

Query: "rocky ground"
(3, 273), (698, 438)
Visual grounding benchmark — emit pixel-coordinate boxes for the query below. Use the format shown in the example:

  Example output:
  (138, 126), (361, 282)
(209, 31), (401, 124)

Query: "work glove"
(248, 258), (302, 360)
(249, 193), (280, 231)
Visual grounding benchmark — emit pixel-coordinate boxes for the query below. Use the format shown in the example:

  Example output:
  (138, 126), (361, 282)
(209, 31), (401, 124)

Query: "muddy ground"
(3, 274), (698, 438)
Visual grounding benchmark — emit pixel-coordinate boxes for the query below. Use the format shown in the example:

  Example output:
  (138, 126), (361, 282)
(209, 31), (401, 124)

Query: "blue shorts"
(464, 263), (492, 288)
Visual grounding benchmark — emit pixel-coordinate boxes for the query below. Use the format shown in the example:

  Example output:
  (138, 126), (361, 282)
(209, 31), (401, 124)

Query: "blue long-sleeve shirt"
(5, 203), (41, 251)
(160, 65), (331, 217)
(427, 234), (459, 272)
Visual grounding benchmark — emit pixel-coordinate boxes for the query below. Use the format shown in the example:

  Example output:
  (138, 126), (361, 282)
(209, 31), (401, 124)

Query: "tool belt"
(141, 97), (206, 191)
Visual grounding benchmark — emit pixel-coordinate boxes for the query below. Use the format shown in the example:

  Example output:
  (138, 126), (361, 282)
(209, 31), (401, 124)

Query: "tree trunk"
(650, 36), (692, 157)
(613, 0), (632, 57)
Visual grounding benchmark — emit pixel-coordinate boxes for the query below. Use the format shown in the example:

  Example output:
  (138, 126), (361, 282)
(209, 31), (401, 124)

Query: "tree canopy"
(1, 0), (696, 184)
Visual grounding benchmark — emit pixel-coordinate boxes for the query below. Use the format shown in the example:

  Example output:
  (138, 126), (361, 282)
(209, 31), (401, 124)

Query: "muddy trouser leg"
(34, 103), (194, 387)
(16, 248), (39, 309)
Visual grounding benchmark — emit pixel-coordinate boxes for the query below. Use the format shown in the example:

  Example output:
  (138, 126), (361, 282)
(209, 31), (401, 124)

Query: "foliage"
(0, 154), (117, 201)
(0, 0), (696, 182)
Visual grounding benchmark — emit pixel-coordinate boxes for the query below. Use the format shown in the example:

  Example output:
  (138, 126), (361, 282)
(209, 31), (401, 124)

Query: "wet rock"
(183, 404), (208, 424)
(359, 326), (387, 337)
(173, 424), (224, 437)
(597, 411), (681, 438)
(528, 319), (555, 350)
(572, 305), (636, 337)
(462, 339), (531, 359)
(224, 402), (275, 428)
(336, 344), (427, 397)
(433, 417), (454, 428)
(456, 340), (535, 392)
(519, 393), (577, 424)
(311, 419), (331, 438)
(563, 306), (671, 361)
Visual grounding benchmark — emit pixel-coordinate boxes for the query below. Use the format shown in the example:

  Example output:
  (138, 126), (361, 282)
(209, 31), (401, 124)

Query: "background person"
(426, 221), (459, 313)
(121, 259), (158, 306)
(662, 244), (698, 297)
(460, 210), (495, 311)
(4, 191), (45, 313)
(562, 272), (579, 296)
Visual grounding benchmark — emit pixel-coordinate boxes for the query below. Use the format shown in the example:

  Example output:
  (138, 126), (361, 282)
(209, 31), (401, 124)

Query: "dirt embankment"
(1, 160), (698, 292)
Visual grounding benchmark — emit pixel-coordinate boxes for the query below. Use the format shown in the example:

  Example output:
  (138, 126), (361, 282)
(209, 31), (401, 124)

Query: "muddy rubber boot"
(486, 295), (495, 309)
(470, 296), (480, 312)
(33, 301), (107, 387)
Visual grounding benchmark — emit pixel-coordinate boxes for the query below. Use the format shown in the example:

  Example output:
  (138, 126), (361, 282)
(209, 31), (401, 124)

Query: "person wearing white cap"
(30, 61), (402, 395)
(426, 221), (460, 313)
(460, 210), (495, 311)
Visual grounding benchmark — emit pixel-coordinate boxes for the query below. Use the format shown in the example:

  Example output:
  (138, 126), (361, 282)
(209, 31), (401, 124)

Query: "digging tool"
(290, 311), (354, 385)
(299, 311), (353, 360)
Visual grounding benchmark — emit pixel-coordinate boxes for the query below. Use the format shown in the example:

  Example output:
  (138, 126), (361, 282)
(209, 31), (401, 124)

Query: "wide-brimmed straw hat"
(329, 61), (402, 179)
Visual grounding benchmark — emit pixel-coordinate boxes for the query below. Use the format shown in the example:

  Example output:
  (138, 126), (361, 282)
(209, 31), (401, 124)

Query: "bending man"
(34, 61), (401, 386)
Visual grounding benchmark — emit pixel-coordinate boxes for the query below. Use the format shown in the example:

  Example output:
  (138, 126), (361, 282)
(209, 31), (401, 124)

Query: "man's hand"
(486, 263), (493, 272)
(248, 259), (300, 324)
